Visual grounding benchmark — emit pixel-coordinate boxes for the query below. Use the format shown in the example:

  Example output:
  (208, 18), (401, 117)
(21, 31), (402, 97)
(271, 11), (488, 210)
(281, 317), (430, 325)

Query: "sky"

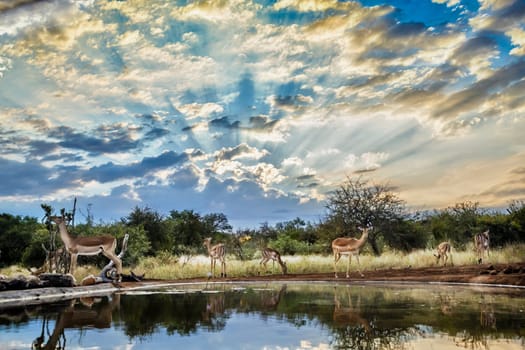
(0, 0), (524, 229)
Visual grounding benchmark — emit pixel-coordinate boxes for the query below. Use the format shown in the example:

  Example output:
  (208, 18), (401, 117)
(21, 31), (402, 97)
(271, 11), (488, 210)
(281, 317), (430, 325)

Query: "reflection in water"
(332, 287), (373, 349)
(0, 283), (524, 350)
(31, 295), (120, 350)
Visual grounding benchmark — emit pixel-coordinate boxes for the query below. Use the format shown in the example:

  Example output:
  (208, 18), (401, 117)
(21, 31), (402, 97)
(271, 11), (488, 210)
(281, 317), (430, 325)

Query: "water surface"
(1, 282), (524, 349)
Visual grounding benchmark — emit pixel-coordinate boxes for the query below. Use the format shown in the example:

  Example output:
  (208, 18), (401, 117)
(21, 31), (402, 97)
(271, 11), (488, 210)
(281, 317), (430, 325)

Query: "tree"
(0, 214), (40, 267)
(124, 206), (169, 255)
(426, 201), (485, 249)
(202, 213), (232, 235)
(167, 210), (206, 253)
(324, 176), (406, 255)
(507, 200), (525, 243)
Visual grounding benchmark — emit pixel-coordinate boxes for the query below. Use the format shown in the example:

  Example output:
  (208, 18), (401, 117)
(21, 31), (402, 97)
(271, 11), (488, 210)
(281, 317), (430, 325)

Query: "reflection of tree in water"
(119, 284), (291, 338)
(330, 286), (373, 350)
(314, 286), (524, 350)
(453, 293), (498, 350)
(32, 284), (519, 348)
(328, 286), (422, 350)
(119, 292), (228, 338)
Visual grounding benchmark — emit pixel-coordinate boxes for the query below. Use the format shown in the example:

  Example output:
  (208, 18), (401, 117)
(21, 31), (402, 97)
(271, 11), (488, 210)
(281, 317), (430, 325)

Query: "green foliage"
(506, 200), (525, 243)
(382, 219), (429, 252)
(2, 196), (525, 269)
(124, 206), (170, 255)
(269, 235), (307, 255)
(86, 223), (150, 267)
(21, 228), (50, 268)
(166, 210), (205, 250)
(167, 210), (233, 255)
(0, 214), (39, 267)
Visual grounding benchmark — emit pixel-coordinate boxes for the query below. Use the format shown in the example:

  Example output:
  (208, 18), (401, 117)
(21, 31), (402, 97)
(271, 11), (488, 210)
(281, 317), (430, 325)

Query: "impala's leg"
(346, 254), (352, 278)
(222, 258), (226, 277)
(260, 257), (268, 273)
(69, 253), (77, 275)
(333, 251), (341, 278)
(355, 254), (364, 277)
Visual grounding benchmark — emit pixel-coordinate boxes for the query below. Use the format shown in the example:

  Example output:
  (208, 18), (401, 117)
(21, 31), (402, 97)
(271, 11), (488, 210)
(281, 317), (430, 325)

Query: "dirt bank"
(121, 262), (525, 289)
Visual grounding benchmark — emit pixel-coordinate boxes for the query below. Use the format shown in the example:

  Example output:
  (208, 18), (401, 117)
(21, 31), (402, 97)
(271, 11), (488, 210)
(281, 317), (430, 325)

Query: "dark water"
(1, 282), (524, 349)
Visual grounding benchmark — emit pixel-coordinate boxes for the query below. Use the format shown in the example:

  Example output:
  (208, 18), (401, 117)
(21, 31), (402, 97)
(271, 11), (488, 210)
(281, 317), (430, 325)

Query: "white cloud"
(431, 0), (461, 7)
(170, 0), (261, 25)
(214, 143), (269, 162)
(508, 27), (525, 56)
(282, 157), (304, 168)
(178, 102), (224, 120)
(246, 162), (286, 190)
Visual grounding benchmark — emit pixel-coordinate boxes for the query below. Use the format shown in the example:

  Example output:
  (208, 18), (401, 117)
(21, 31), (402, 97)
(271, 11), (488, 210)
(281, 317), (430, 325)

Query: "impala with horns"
(48, 216), (122, 281)
(332, 226), (371, 278)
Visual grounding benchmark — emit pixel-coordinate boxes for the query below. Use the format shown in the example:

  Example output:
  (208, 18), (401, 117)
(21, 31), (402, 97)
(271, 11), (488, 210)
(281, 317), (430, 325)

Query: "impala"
(332, 226), (370, 278)
(260, 247), (287, 274)
(203, 237), (226, 277)
(474, 230), (490, 264)
(333, 289), (371, 333)
(48, 216), (122, 280)
(434, 241), (452, 266)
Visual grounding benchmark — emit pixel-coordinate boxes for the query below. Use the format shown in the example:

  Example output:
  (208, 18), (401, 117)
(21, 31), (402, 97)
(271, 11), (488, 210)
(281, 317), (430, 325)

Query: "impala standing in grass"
(260, 247), (287, 275)
(434, 241), (452, 266)
(203, 237), (226, 278)
(331, 226), (370, 278)
(49, 215), (122, 281)
(474, 230), (490, 264)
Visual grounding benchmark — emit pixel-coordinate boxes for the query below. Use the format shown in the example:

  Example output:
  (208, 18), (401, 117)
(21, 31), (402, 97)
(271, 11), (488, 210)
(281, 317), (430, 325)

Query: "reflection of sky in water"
(178, 313), (330, 350)
(1, 283), (524, 350)
(0, 313), (330, 350)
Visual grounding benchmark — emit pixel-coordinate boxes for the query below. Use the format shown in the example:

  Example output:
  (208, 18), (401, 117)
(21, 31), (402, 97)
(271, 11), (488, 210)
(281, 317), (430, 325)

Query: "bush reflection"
(1, 283), (523, 350)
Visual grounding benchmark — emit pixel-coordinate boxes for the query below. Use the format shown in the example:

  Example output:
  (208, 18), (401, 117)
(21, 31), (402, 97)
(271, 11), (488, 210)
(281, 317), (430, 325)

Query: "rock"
(81, 275), (98, 286)
(39, 273), (76, 287)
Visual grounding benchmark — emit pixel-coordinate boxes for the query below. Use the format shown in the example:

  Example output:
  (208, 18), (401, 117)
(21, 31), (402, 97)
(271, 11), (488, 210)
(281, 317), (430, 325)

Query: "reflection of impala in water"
(32, 294), (120, 350)
(202, 292), (225, 322)
(259, 284), (287, 311)
(479, 294), (496, 329)
(333, 287), (371, 334)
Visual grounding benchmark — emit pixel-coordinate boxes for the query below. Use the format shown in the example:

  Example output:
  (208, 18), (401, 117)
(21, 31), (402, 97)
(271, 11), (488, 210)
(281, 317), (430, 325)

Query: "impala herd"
(42, 214), (491, 281)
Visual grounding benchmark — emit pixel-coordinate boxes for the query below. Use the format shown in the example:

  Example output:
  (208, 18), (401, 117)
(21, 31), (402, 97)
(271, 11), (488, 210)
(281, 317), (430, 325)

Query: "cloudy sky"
(1, 0), (524, 229)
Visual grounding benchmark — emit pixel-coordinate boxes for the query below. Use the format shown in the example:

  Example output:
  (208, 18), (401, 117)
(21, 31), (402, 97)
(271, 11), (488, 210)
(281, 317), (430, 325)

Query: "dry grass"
(133, 243), (525, 280)
(2, 244), (524, 281)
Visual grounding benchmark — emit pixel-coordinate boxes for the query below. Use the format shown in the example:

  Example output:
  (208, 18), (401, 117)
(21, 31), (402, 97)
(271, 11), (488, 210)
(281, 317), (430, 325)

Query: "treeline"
(0, 177), (524, 269)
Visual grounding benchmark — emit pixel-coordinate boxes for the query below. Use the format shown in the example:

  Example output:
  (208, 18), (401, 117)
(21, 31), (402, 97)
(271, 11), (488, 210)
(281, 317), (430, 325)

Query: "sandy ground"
(121, 262), (525, 289)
